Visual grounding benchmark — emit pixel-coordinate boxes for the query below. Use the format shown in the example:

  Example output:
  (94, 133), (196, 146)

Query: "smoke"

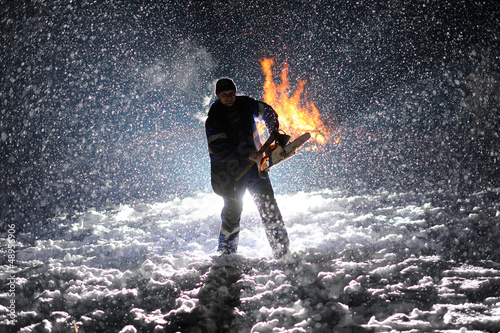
(171, 41), (215, 92)
(141, 41), (217, 124)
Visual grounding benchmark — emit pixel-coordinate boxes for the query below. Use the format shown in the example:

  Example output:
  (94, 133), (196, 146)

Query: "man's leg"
(218, 196), (243, 254)
(248, 171), (290, 259)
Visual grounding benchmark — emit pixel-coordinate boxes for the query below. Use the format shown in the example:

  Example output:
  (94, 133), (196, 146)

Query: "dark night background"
(1, 0), (499, 230)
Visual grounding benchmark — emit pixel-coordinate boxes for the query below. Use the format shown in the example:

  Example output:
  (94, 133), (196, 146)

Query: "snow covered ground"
(1, 187), (500, 332)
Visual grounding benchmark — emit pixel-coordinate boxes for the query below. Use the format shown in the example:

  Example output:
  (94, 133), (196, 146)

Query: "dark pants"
(218, 166), (289, 258)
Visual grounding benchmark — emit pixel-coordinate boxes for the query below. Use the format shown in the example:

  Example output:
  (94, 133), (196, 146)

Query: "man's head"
(215, 78), (237, 107)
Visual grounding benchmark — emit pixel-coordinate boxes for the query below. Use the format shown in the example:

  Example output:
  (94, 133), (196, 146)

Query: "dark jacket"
(205, 96), (279, 198)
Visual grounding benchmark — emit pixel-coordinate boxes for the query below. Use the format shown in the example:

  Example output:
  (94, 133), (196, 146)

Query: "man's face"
(217, 90), (236, 107)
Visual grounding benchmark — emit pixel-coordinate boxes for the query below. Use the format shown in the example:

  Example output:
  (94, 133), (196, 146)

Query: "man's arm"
(206, 119), (235, 162)
(255, 101), (279, 133)
(206, 118), (252, 163)
(255, 100), (291, 147)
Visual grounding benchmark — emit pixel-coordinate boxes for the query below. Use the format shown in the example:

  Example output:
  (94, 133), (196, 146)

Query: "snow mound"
(1, 188), (500, 332)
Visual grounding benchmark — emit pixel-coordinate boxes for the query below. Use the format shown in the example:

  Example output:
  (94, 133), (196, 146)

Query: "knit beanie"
(215, 78), (237, 95)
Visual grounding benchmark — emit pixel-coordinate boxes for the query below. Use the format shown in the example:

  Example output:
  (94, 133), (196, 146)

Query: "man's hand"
(248, 152), (262, 163)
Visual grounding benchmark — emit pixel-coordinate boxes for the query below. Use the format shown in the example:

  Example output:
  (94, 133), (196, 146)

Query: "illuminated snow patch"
(3, 188), (500, 332)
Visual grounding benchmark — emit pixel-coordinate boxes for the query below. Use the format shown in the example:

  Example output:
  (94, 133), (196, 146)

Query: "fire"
(259, 58), (332, 148)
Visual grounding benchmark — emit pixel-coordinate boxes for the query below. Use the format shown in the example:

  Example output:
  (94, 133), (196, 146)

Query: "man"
(205, 78), (290, 259)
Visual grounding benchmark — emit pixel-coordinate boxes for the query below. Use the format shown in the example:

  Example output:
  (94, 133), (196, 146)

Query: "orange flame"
(259, 58), (332, 148)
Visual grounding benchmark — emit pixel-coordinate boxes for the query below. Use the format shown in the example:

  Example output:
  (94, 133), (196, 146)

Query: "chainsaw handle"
(235, 161), (255, 181)
(234, 132), (276, 181)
